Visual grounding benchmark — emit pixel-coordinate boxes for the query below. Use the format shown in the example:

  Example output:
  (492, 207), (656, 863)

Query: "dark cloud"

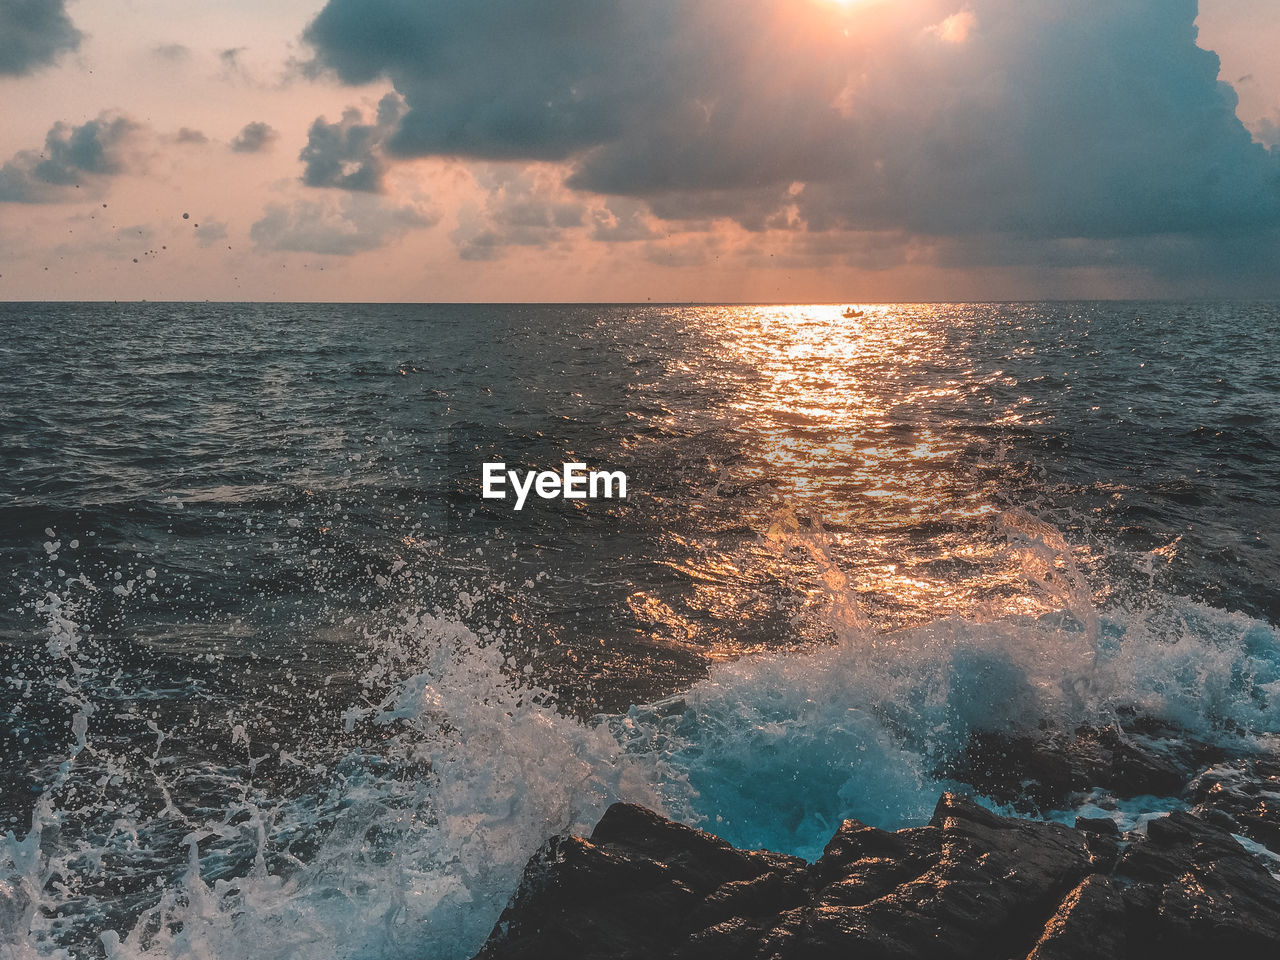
(250, 194), (435, 254)
(305, 0), (1280, 281)
(230, 121), (278, 154)
(751, 230), (922, 273)
(175, 127), (209, 145)
(646, 186), (800, 233)
(0, 113), (139, 203)
(0, 162), (41, 202)
(305, 0), (668, 161)
(300, 112), (382, 190)
(0, 0), (82, 75)
(299, 95), (403, 191)
(790, 3), (1280, 242)
(931, 227), (1280, 288)
(33, 115), (137, 184)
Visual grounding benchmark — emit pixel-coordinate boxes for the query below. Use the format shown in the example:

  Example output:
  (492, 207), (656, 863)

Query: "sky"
(1, 0), (1278, 302)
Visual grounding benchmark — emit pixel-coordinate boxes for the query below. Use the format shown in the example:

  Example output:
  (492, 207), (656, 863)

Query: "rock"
(473, 794), (1280, 960)
(1025, 876), (1130, 960)
(949, 723), (1280, 873)
(1073, 816), (1119, 836)
(1117, 810), (1280, 954)
(1189, 757), (1280, 854)
(949, 724), (1221, 813)
(472, 803), (807, 960)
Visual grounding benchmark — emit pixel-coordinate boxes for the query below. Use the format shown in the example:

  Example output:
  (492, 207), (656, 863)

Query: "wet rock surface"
(948, 720), (1224, 814)
(1189, 756), (1280, 853)
(949, 720), (1280, 870)
(473, 794), (1280, 960)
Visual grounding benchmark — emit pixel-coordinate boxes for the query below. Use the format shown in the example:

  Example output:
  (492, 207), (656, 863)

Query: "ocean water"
(1, 301), (1278, 957)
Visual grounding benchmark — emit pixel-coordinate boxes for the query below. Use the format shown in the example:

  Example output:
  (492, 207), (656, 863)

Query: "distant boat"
(842, 307), (864, 318)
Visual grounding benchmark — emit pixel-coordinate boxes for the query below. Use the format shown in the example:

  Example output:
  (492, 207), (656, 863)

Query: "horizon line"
(3, 297), (1279, 307)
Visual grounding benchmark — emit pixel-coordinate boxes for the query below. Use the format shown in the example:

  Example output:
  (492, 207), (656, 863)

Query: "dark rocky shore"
(474, 725), (1280, 960)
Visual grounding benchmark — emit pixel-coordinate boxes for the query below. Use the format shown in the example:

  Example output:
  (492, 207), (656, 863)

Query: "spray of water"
(3, 511), (1278, 958)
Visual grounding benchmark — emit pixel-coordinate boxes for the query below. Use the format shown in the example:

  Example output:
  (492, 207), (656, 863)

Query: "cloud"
(642, 234), (722, 268)
(175, 127), (208, 145)
(230, 121), (278, 153)
(304, 0), (1280, 280)
(591, 198), (657, 242)
(0, 113), (140, 203)
(152, 42), (191, 62)
(217, 46), (261, 84)
(305, 0), (660, 161)
(194, 218), (229, 247)
(929, 9), (976, 45)
(299, 95), (403, 191)
(33, 115), (137, 184)
(1255, 113), (1280, 149)
(250, 193), (435, 254)
(53, 220), (157, 260)
(0, 0), (82, 75)
(451, 165), (586, 260)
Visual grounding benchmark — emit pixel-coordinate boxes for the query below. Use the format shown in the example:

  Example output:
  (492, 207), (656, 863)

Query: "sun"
(818, 0), (882, 13)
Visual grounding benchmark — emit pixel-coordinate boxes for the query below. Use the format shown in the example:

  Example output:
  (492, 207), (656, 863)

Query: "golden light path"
(627, 304), (1085, 662)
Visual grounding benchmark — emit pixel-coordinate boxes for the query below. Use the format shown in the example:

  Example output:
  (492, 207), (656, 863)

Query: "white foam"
(3, 610), (663, 960)
(612, 597), (1279, 858)
(5, 528), (1280, 957)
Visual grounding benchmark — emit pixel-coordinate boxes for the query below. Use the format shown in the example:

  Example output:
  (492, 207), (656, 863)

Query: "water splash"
(4, 514), (1279, 957)
(2, 605), (663, 960)
(613, 511), (1280, 857)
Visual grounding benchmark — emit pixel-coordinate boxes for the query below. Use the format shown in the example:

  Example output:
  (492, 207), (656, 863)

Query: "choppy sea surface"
(1, 301), (1278, 958)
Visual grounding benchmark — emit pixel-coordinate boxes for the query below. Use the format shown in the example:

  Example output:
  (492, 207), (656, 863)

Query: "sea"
(1, 301), (1278, 958)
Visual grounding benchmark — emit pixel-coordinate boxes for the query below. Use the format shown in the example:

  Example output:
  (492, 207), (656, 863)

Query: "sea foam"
(4, 530), (1279, 958)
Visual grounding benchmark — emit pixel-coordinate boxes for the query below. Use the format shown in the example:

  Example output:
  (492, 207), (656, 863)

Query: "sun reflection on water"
(630, 303), (1082, 659)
